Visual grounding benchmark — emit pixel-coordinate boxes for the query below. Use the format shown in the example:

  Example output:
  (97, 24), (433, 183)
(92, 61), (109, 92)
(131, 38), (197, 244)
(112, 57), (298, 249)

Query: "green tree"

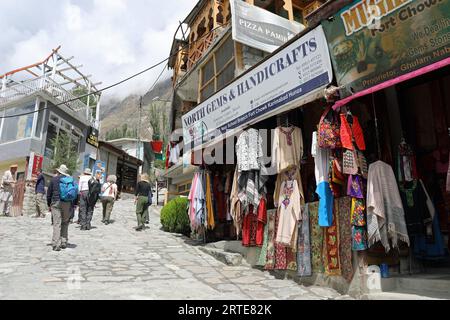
(49, 132), (80, 175)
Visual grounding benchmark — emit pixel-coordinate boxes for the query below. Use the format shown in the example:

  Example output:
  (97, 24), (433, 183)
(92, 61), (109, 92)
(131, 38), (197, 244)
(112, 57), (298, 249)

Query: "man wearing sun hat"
(0, 164), (18, 217)
(47, 164), (73, 251)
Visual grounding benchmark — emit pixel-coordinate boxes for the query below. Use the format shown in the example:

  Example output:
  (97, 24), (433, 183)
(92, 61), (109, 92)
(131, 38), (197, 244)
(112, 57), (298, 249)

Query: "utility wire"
(0, 23), (229, 120)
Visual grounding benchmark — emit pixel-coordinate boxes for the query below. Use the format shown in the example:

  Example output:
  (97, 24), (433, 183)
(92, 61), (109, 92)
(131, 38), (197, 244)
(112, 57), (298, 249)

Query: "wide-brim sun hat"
(84, 168), (92, 175)
(56, 165), (70, 176)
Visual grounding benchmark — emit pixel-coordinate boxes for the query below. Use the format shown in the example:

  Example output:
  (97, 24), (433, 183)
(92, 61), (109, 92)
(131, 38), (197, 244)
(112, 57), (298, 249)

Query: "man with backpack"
(86, 172), (102, 228)
(47, 164), (78, 252)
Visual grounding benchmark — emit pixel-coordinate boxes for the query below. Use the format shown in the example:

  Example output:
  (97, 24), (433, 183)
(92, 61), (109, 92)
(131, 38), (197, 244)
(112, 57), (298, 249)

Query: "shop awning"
(332, 57), (450, 111)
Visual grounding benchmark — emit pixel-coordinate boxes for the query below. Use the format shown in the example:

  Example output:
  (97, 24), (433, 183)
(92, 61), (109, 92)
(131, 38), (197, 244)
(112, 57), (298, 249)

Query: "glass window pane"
(202, 58), (215, 85)
(201, 82), (215, 102)
(50, 114), (59, 124)
(34, 102), (45, 138)
(217, 61), (235, 91)
(1, 105), (34, 143)
(44, 123), (58, 159)
(216, 37), (234, 69)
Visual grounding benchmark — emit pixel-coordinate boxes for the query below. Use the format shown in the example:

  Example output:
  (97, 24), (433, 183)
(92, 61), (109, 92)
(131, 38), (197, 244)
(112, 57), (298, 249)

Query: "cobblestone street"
(0, 199), (349, 300)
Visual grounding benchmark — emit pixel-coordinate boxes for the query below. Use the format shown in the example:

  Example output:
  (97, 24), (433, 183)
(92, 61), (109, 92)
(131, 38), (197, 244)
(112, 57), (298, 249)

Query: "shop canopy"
(332, 57), (450, 111)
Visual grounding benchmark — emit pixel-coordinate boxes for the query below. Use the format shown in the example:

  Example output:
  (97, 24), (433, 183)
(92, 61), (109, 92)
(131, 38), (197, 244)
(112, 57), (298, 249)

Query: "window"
(199, 35), (235, 102)
(0, 104), (34, 144)
(44, 113), (83, 160)
(34, 101), (46, 138)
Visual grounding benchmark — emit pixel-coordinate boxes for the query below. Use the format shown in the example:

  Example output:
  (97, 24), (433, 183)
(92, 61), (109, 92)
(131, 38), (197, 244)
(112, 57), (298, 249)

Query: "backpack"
(88, 178), (101, 206)
(59, 176), (78, 202)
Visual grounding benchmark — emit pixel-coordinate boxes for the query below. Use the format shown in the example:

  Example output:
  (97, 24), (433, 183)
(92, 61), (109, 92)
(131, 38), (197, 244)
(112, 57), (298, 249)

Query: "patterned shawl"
(367, 161), (410, 252)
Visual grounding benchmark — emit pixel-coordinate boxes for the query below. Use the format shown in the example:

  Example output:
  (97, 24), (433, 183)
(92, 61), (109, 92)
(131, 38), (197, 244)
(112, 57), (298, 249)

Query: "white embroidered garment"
(366, 161), (410, 252)
(236, 129), (263, 172)
(272, 126), (303, 174)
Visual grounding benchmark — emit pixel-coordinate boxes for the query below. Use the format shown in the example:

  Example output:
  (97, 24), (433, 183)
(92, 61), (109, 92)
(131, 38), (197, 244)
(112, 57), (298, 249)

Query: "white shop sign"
(230, 0), (305, 53)
(182, 25), (333, 151)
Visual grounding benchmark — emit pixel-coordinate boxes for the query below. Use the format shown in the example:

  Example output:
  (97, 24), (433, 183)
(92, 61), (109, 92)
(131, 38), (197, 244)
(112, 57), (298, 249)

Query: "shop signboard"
(182, 25), (333, 151)
(321, 0), (450, 96)
(86, 126), (99, 148)
(230, 0), (305, 53)
(26, 152), (44, 181)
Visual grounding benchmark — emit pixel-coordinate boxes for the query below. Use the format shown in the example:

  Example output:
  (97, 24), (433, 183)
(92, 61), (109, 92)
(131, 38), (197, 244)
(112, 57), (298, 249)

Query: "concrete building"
(0, 47), (102, 178)
(107, 138), (153, 175)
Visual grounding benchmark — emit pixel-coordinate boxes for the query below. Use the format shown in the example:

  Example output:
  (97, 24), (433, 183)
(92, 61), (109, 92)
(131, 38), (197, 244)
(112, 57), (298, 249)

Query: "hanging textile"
(397, 140), (418, 183)
(264, 209), (277, 270)
(205, 172), (215, 230)
(188, 173), (199, 229)
(275, 178), (302, 246)
(230, 167), (243, 237)
(352, 226), (368, 251)
(272, 126), (304, 174)
(168, 143), (180, 165)
(339, 113), (366, 151)
(150, 141), (163, 153)
(274, 167), (304, 208)
(256, 197), (267, 247)
(366, 161), (410, 252)
(351, 198), (366, 227)
(286, 246), (297, 271)
(337, 197), (354, 282)
(194, 171), (206, 228)
(297, 204), (312, 277)
(242, 205), (258, 247)
(309, 201), (325, 273)
(324, 206), (341, 276)
(446, 152), (450, 192)
(274, 208), (287, 270)
(236, 128), (263, 172)
(316, 181), (334, 227)
(347, 175), (365, 199)
(256, 209), (275, 267)
(238, 170), (268, 210)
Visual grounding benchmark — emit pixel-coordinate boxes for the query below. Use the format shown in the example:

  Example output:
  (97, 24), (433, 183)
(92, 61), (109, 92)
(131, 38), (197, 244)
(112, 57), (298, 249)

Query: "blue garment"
(316, 181), (334, 227)
(35, 173), (45, 194)
(413, 211), (447, 259)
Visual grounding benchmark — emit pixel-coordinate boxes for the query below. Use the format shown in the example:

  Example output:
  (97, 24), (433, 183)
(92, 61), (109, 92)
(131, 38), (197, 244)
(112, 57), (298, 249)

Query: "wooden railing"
(187, 28), (221, 71)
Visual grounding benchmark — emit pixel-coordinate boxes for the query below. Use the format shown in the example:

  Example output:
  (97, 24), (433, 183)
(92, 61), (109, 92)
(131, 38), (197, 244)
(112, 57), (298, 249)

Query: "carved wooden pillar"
(213, 0), (220, 28)
(245, 0), (254, 5)
(282, 0), (294, 21)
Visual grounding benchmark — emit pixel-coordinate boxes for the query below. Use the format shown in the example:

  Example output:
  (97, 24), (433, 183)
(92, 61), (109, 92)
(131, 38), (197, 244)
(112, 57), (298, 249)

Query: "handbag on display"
(318, 106), (342, 149)
(343, 149), (358, 175)
(356, 150), (368, 179)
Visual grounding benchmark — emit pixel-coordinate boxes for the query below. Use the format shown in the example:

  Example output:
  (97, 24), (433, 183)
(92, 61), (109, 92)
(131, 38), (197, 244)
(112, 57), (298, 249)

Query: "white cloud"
(0, 0), (198, 100)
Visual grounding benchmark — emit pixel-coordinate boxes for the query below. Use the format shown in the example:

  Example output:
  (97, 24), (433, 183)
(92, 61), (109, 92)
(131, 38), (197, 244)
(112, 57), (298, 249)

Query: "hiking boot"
(136, 226), (143, 232)
(61, 244), (67, 250)
(53, 246), (61, 252)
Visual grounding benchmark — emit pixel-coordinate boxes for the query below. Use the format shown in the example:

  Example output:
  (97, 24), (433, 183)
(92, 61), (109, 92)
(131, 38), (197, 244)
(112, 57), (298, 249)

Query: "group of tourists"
(1, 163), (153, 252)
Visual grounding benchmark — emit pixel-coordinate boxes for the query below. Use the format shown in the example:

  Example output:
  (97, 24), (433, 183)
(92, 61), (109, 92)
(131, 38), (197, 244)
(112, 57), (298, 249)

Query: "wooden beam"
(282, 0), (294, 21)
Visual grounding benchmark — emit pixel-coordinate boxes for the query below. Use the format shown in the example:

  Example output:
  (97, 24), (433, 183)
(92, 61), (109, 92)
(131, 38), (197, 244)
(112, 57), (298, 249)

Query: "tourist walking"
(47, 165), (78, 251)
(0, 164), (18, 217)
(135, 174), (152, 231)
(78, 168), (92, 230)
(34, 168), (47, 218)
(101, 175), (118, 225)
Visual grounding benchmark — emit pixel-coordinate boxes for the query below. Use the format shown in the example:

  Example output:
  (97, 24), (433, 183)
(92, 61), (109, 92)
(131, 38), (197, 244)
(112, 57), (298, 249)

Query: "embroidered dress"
(276, 179), (302, 246)
(340, 113), (366, 151)
(242, 206), (258, 247)
(337, 197), (354, 282)
(272, 126), (304, 174)
(257, 209), (275, 266)
(236, 129), (263, 172)
(256, 198), (267, 247)
(297, 204), (312, 277)
(274, 167), (304, 208)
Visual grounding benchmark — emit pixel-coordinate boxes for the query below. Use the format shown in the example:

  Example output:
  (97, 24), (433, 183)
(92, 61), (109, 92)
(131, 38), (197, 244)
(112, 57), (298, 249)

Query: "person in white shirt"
(100, 175), (118, 225)
(0, 164), (18, 217)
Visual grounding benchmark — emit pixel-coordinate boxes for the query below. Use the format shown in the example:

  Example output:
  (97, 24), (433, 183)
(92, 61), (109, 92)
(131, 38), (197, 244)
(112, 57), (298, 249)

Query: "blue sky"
(0, 0), (198, 99)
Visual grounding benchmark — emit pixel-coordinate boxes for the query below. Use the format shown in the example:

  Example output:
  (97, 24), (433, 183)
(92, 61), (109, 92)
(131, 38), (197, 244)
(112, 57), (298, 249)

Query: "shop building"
(165, 0), (450, 298)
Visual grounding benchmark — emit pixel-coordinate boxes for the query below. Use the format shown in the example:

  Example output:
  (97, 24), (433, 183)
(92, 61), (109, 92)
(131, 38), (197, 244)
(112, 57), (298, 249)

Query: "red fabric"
(340, 114), (366, 151)
(242, 206), (258, 247)
(213, 175), (226, 221)
(274, 209), (287, 270)
(151, 141), (163, 153)
(256, 198), (267, 247)
(165, 144), (170, 169)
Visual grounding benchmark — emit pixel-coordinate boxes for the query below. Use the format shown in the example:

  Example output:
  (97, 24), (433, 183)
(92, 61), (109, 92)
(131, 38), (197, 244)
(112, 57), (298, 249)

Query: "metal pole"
(137, 96), (142, 171)
(372, 93), (382, 160)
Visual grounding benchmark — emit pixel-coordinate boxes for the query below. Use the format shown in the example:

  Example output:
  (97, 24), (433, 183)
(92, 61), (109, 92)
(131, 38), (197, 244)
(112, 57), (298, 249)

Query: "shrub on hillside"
(160, 197), (190, 236)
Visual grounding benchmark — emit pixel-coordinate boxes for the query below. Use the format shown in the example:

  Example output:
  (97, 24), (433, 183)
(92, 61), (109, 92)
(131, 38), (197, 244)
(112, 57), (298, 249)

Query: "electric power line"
(0, 22), (230, 120)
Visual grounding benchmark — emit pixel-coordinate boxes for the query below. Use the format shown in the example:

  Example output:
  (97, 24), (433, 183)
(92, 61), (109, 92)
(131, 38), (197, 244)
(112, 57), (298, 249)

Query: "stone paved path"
(0, 199), (350, 300)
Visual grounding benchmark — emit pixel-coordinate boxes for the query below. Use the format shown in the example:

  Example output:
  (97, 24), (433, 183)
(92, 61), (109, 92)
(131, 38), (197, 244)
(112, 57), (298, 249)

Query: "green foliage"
(105, 126), (138, 141)
(153, 159), (166, 170)
(160, 197), (190, 236)
(49, 131), (80, 175)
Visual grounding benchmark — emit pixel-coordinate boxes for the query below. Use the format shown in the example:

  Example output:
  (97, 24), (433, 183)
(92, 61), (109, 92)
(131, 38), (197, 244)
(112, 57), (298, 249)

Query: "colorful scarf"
(309, 201), (325, 273)
(297, 204), (312, 277)
(337, 197), (354, 282)
(256, 209), (274, 266)
(264, 209), (276, 270)
(324, 202), (341, 276)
